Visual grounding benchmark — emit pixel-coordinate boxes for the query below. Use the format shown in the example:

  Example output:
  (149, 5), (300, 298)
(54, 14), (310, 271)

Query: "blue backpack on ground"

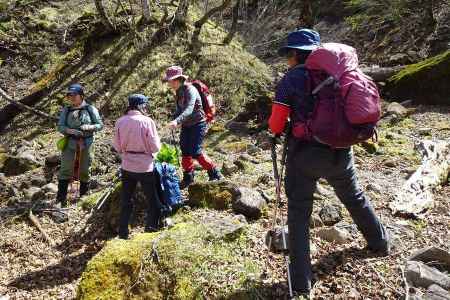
(154, 162), (183, 216)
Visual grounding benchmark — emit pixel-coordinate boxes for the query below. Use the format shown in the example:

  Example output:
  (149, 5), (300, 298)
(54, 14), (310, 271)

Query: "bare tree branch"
(191, 0), (233, 57)
(0, 87), (58, 121)
(223, 0), (240, 45)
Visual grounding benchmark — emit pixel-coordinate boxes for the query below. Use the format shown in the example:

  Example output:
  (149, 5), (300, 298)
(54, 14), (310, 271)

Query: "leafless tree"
(94, 0), (115, 31)
(141, 0), (151, 22)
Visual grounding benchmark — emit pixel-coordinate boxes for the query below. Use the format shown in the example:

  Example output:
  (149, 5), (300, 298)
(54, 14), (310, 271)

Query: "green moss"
(188, 181), (240, 209)
(79, 191), (102, 210)
(387, 51), (450, 105)
(221, 141), (250, 153)
(77, 212), (260, 299)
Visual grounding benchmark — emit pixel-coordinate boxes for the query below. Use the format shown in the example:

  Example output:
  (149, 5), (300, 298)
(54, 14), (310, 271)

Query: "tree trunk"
(175, 0), (190, 25)
(223, 0), (241, 45)
(389, 140), (450, 218)
(191, 0), (233, 57)
(298, 0), (314, 28)
(141, 0), (151, 23)
(94, 0), (115, 31)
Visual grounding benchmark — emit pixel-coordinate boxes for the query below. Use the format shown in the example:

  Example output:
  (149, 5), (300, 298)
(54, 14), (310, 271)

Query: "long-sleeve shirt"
(57, 101), (103, 149)
(113, 110), (161, 173)
(173, 84), (205, 127)
(269, 65), (309, 135)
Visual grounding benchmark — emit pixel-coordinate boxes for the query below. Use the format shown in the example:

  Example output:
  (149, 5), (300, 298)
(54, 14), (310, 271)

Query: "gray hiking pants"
(285, 140), (388, 292)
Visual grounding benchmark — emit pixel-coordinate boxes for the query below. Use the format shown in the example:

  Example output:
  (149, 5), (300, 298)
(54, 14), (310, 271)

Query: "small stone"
(405, 260), (450, 290)
(45, 154), (60, 168)
(221, 162), (238, 177)
(360, 141), (378, 154)
(384, 160), (397, 167)
(233, 159), (251, 173)
(319, 205), (342, 226)
(316, 226), (349, 244)
(239, 153), (259, 164)
(232, 187), (267, 219)
(225, 121), (256, 135)
(366, 183), (383, 194)
(265, 225), (288, 252)
(247, 145), (261, 155)
(24, 187), (43, 201)
(386, 102), (408, 117)
(418, 128), (432, 136)
(30, 175), (47, 187)
(42, 183), (58, 194)
(256, 132), (273, 151)
(257, 174), (272, 185)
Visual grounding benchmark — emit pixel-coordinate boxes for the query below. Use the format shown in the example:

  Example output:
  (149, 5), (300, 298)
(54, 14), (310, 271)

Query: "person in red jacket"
(164, 66), (221, 188)
(269, 29), (390, 299)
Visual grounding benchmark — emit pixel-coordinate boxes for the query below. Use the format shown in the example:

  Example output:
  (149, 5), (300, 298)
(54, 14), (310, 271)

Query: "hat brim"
(278, 44), (319, 56)
(66, 92), (80, 96)
(162, 74), (189, 82)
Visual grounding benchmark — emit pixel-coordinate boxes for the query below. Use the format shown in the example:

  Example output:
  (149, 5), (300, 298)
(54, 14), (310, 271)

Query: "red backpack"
(292, 43), (381, 148)
(190, 80), (216, 123)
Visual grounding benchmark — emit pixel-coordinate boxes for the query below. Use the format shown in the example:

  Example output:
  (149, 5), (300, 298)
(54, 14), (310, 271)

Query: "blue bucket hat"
(66, 83), (84, 96)
(278, 29), (320, 56)
(128, 94), (149, 107)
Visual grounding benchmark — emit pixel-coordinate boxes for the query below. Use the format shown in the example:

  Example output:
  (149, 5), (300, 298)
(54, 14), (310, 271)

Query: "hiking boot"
(56, 180), (69, 208)
(80, 181), (89, 197)
(180, 171), (194, 189)
(366, 231), (391, 257)
(207, 168), (222, 181)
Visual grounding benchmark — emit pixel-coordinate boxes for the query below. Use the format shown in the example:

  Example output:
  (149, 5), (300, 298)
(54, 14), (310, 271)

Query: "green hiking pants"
(58, 144), (92, 182)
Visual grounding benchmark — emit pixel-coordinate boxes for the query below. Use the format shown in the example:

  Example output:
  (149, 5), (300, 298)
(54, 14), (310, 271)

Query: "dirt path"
(0, 105), (449, 299)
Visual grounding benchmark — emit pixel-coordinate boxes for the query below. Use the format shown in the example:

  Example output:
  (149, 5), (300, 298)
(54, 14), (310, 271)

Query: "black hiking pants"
(285, 140), (388, 292)
(118, 169), (161, 239)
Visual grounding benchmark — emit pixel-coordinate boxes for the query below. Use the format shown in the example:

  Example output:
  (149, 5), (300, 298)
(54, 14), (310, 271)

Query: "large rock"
(386, 51), (450, 105)
(1, 155), (40, 176)
(77, 211), (260, 299)
(232, 187), (267, 219)
(319, 205), (342, 226)
(24, 187), (43, 201)
(188, 180), (241, 210)
(405, 260), (450, 290)
(410, 247), (450, 271)
(426, 284), (450, 300)
(203, 213), (247, 240)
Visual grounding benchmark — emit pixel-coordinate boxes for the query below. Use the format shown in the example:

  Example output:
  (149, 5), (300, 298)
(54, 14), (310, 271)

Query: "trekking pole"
(69, 140), (82, 205)
(270, 135), (293, 298)
(170, 129), (181, 167)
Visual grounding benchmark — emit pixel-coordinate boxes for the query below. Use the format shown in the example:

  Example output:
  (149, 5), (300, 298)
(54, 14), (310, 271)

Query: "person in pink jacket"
(113, 94), (162, 239)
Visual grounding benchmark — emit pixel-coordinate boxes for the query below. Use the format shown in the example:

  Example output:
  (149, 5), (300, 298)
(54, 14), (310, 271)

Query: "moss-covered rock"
(386, 51), (450, 105)
(188, 180), (241, 210)
(77, 210), (260, 300)
(1, 155), (40, 176)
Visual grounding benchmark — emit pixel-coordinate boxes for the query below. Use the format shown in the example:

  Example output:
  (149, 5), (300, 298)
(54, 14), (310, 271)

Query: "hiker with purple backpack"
(269, 29), (390, 298)
(164, 66), (222, 189)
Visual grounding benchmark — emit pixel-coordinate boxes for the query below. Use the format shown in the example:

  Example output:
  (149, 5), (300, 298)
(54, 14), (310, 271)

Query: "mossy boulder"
(1, 155), (40, 176)
(77, 210), (260, 300)
(386, 51), (450, 105)
(188, 180), (241, 210)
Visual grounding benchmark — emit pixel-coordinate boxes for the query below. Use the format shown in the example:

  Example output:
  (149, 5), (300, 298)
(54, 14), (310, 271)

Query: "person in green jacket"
(56, 83), (103, 207)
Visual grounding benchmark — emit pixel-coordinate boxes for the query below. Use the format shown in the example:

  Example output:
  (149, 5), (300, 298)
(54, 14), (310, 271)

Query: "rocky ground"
(0, 101), (449, 299)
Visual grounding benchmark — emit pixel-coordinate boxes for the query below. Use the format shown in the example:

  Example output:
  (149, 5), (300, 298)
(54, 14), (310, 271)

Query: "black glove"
(272, 135), (282, 145)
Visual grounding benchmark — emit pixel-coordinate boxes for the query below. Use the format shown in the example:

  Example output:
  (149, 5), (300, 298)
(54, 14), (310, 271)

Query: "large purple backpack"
(292, 43), (381, 148)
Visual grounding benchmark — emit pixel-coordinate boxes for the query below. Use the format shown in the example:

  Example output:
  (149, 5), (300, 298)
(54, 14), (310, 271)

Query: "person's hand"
(80, 124), (96, 131)
(65, 128), (83, 136)
(168, 120), (178, 129)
